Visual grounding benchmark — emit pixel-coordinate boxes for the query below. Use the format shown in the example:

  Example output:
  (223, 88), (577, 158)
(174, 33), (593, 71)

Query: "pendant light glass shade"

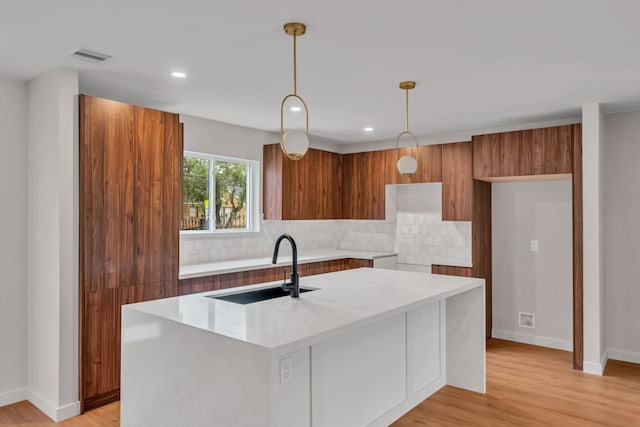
(281, 129), (309, 160)
(396, 81), (418, 176)
(280, 23), (310, 160)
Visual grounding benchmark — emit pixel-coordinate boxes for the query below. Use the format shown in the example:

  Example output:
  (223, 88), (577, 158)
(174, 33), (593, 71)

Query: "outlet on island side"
(280, 357), (293, 384)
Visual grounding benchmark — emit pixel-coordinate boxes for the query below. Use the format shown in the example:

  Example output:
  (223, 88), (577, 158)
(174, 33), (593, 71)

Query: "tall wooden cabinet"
(79, 95), (182, 410)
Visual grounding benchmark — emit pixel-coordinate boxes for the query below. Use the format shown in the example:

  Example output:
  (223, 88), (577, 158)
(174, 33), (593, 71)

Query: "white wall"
(581, 102), (606, 374)
(491, 180), (573, 351)
(603, 111), (640, 364)
(26, 68), (79, 421)
(0, 76), (28, 405)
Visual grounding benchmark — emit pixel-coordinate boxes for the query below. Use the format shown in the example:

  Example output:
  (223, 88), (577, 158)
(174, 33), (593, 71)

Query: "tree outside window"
(181, 153), (256, 232)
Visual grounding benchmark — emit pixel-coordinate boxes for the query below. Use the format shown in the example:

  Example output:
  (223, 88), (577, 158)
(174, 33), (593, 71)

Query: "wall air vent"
(519, 312), (535, 328)
(70, 49), (112, 63)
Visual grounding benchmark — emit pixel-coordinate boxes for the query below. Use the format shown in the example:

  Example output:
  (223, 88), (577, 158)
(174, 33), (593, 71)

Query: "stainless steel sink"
(207, 286), (315, 305)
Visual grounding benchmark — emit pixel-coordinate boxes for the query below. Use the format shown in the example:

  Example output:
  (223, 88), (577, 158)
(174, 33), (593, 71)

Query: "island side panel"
(121, 308), (273, 427)
(445, 284), (486, 393)
(311, 313), (407, 427)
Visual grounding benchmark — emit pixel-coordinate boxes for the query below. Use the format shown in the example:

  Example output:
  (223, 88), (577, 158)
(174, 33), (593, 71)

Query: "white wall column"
(27, 68), (79, 420)
(581, 102), (606, 375)
(0, 77), (28, 406)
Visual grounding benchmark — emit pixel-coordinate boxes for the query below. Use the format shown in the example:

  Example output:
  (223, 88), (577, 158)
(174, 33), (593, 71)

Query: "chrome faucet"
(272, 234), (300, 298)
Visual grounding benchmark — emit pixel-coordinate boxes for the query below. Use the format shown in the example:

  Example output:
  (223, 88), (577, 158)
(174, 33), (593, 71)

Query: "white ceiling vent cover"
(70, 49), (112, 63)
(519, 312), (535, 328)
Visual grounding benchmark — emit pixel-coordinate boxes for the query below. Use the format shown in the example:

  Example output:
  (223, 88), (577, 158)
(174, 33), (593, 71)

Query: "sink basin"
(208, 286), (315, 305)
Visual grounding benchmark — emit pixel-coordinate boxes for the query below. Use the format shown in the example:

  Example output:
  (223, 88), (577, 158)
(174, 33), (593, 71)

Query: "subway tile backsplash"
(180, 215), (472, 268)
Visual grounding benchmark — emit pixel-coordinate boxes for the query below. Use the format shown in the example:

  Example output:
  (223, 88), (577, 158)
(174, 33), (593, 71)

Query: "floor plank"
(1, 339), (638, 426)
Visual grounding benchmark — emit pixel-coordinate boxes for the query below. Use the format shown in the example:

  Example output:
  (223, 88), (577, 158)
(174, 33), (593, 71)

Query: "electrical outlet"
(280, 357), (292, 384)
(530, 240), (539, 252)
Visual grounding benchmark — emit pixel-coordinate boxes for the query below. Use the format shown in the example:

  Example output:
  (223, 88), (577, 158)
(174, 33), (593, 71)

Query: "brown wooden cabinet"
(342, 150), (386, 219)
(384, 145), (442, 184)
(441, 142), (473, 221)
(473, 125), (573, 179)
(79, 95), (182, 410)
(263, 144), (343, 220)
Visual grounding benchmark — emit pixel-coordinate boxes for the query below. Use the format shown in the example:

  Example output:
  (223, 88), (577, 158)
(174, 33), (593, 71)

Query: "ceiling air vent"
(70, 49), (112, 63)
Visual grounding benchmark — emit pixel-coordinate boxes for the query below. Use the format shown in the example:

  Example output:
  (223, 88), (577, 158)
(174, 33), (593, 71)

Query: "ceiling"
(2, 0), (640, 143)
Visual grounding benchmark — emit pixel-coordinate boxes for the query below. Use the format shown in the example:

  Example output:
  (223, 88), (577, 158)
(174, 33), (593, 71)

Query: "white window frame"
(181, 151), (260, 235)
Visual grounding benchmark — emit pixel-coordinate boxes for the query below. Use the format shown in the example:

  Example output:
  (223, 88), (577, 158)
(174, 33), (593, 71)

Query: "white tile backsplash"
(180, 214), (472, 268)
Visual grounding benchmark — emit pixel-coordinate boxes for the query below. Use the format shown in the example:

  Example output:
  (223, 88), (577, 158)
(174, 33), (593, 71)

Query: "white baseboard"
(583, 351), (609, 376)
(607, 348), (640, 365)
(0, 387), (27, 407)
(26, 388), (80, 422)
(491, 329), (572, 351)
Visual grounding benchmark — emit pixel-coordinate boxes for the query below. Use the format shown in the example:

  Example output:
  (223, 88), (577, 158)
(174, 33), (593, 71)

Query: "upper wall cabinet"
(263, 144), (343, 220)
(473, 124), (574, 180)
(342, 150), (386, 220)
(384, 144), (442, 185)
(441, 142), (473, 221)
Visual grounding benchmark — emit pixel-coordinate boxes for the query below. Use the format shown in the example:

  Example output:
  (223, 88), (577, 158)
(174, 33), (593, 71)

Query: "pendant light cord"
(405, 88), (409, 132)
(293, 34), (297, 95)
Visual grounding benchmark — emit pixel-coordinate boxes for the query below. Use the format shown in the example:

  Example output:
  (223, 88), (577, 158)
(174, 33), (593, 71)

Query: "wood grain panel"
(342, 150), (386, 219)
(262, 144), (283, 220)
(80, 96), (136, 291)
(431, 265), (472, 276)
(572, 123), (583, 370)
(472, 134), (492, 179)
(533, 125), (572, 175)
(471, 179), (492, 339)
(83, 289), (120, 400)
(133, 107), (165, 285)
(382, 145), (441, 185)
(498, 131), (523, 177)
(349, 259), (374, 269)
(519, 129), (534, 175)
(162, 117), (182, 282)
(441, 142), (473, 221)
(263, 145), (343, 220)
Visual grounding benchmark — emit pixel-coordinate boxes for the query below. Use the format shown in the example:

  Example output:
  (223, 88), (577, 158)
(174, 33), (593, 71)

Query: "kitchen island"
(121, 268), (485, 427)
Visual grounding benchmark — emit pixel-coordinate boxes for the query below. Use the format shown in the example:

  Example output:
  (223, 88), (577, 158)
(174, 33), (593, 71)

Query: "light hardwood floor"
(1, 339), (638, 426)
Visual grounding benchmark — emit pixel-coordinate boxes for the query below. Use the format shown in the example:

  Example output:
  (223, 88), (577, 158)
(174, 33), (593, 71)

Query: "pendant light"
(396, 81), (418, 176)
(280, 22), (309, 160)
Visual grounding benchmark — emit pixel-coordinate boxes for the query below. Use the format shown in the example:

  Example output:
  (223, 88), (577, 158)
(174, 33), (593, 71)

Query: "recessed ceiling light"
(364, 127), (374, 132)
(171, 71), (186, 78)
(290, 106), (302, 112)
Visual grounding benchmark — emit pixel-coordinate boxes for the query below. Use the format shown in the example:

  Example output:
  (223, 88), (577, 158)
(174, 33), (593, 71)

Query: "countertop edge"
(178, 251), (398, 279)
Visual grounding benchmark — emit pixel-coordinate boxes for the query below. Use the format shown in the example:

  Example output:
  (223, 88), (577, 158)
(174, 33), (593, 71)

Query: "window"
(181, 152), (259, 233)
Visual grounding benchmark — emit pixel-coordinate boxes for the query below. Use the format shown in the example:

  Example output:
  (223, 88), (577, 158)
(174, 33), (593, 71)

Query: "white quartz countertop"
(178, 250), (397, 279)
(124, 268), (484, 354)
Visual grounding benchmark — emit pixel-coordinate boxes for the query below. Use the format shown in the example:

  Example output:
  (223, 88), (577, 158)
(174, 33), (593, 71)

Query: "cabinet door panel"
(472, 135), (492, 179)
(442, 142), (473, 221)
(533, 125), (572, 175)
(342, 151), (385, 220)
(133, 107), (165, 284)
(80, 96), (135, 291)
